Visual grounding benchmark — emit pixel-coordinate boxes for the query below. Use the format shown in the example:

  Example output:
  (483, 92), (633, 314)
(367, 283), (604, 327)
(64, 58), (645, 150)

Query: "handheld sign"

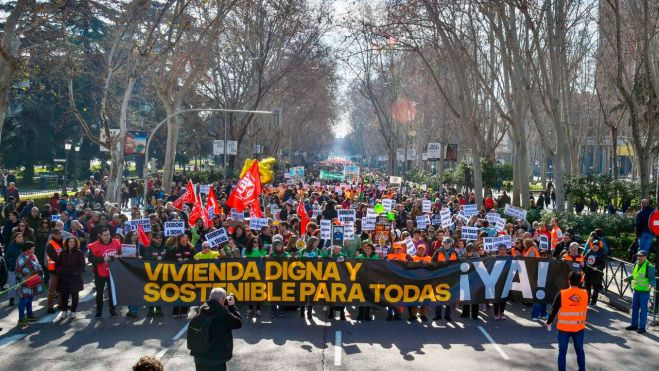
(320, 220), (332, 240)
(416, 215), (428, 230)
(404, 237), (416, 256)
(539, 235), (550, 251)
(440, 208), (452, 228)
(51, 214), (61, 222)
(456, 213), (470, 224)
(120, 244), (137, 258)
(206, 228), (229, 248)
(230, 209), (244, 221)
(249, 217), (269, 231)
(504, 204), (527, 220)
(461, 226), (479, 240)
(486, 212), (500, 224)
(344, 222), (355, 240)
(422, 200), (432, 213)
(362, 217), (376, 231)
(337, 209), (356, 224)
(199, 184), (210, 194)
(431, 214), (442, 226)
(494, 217), (506, 232)
(332, 225), (345, 246)
(382, 199), (395, 211)
(463, 204), (478, 217)
(164, 221), (185, 236)
(484, 235), (511, 252)
(125, 218), (152, 233)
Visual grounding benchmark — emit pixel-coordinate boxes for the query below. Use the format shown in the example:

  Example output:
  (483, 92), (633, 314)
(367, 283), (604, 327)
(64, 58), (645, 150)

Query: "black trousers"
(195, 362), (226, 371)
(60, 286), (80, 312)
(95, 276), (115, 313)
(585, 271), (603, 304)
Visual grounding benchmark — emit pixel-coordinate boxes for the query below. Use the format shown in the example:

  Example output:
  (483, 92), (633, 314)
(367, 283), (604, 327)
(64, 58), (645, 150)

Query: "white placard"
(125, 218), (152, 232)
(249, 217), (269, 231)
(486, 212), (500, 224)
(404, 237), (416, 256)
(230, 209), (244, 221)
(440, 208), (452, 228)
(320, 220), (332, 240)
(382, 199), (396, 211)
(206, 228), (229, 247)
(504, 204), (527, 220)
(362, 217), (376, 231)
(164, 221), (185, 236)
(463, 204), (478, 217)
(389, 176), (403, 184)
(199, 184), (210, 194)
(461, 226), (479, 240)
(272, 208), (282, 220)
(422, 200), (432, 213)
(416, 215), (428, 230)
(120, 244), (137, 258)
(366, 208), (378, 217)
(494, 217), (506, 232)
(456, 212), (470, 224)
(539, 235), (549, 251)
(337, 209), (356, 223)
(484, 235), (512, 252)
(51, 214), (61, 222)
(344, 222), (355, 240)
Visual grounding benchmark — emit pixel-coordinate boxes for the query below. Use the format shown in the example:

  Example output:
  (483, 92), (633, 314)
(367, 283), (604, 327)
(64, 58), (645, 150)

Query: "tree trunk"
(161, 95), (182, 192)
(472, 149), (484, 207)
(106, 76), (134, 203)
(612, 127), (618, 179)
(541, 149), (547, 189)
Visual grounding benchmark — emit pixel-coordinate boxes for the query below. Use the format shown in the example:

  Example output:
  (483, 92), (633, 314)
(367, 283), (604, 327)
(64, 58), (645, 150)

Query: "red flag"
(297, 199), (310, 237)
(173, 180), (197, 210)
(226, 160), (262, 211)
(206, 187), (222, 217)
(249, 198), (263, 218)
(137, 223), (151, 247)
(189, 193), (210, 227)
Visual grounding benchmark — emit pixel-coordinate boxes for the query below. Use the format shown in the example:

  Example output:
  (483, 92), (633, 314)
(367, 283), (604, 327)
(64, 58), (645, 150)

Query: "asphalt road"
(0, 273), (657, 371)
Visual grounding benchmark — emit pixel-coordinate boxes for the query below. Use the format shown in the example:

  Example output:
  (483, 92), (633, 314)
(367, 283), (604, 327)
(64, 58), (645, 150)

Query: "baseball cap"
(442, 236), (453, 243)
(636, 250), (646, 256)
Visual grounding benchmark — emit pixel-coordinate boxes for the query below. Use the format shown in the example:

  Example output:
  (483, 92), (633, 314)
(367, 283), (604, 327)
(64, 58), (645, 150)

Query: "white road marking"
(173, 323), (189, 341)
(155, 348), (169, 360)
(477, 325), (510, 360)
(334, 330), (342, 366)
(36, 313), (58, 324)
(0, 334), (27, 350)
(80, 291), (96, 303)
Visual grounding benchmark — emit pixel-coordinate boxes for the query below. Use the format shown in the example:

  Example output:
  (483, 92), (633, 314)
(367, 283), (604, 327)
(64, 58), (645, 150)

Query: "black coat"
(55, 248), (86, 292)
(192, 299), (242, 366)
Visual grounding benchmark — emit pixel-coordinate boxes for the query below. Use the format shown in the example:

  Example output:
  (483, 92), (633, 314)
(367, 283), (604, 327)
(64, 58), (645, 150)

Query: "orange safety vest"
(550, 226), (562, 250)
(412, 255), (432, 263)
(556, 287), (588, 332)
(523, 246), (540, 258)
(47, 239), (62, 271)
(387, 252), (408, 261)
(511, 248), (523, 257)
(435, 250), (458, 262)
(562, 254), (585, 282)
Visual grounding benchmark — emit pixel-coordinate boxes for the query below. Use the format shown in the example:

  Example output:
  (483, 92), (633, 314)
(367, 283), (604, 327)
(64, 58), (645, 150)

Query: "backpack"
(187, 309), (215, 354)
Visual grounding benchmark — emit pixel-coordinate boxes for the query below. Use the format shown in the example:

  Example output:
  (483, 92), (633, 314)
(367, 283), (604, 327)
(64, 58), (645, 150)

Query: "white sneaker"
(61, 310), (69, 319)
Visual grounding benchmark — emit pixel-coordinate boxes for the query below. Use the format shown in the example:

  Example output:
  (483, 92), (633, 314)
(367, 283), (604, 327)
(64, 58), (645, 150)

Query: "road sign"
(226, 140), (238, 155)
(649, 210), (659, 235)
(213, 140), (224, 155)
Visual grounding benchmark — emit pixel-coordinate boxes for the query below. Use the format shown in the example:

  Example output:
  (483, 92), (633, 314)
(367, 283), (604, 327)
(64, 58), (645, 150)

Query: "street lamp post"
(73, 143), (80, 190)
(64, 139), (72, 190)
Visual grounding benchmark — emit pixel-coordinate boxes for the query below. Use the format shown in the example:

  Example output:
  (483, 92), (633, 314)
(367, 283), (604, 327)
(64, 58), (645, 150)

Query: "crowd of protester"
(0, 170), (654, 330)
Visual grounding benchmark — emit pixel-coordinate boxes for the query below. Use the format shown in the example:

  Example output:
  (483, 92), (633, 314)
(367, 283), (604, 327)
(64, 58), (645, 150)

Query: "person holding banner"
(431, 237), (458, 322)
(584, 242), (606, 306)
(562, 243), (585, 285)
(385, 243), (408, 321)
(356, 240), (379, 321)
(493, 244), (509, 320)
(324, 245), (347, 321)
(409, 245), (432, 322)
(243, 238), (267, 318)
(144, 233), (166, 317)
(88, 228), (120, 319)
(522, 239), (546, 321)
(166, 235), (195, 318)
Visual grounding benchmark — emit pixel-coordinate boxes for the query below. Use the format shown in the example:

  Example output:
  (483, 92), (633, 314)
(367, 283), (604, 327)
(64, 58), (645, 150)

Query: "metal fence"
(603, 256), (657, 318)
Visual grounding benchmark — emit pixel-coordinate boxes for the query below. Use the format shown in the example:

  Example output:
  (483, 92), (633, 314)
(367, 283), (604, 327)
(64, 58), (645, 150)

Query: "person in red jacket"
(484, 194), (495, 211)
(87, 227), (120, 318)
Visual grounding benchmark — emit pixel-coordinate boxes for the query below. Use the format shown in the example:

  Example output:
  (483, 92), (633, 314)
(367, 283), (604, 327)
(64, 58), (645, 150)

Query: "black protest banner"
(109, 257), (571, 306)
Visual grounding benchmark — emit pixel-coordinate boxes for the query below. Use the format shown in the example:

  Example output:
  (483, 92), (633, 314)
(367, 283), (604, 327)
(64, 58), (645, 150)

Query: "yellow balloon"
(240, 157), (276, 184)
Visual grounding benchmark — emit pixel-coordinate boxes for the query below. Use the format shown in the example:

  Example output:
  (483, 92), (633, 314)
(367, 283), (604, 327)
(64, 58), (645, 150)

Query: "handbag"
(25, 274), (43, 288)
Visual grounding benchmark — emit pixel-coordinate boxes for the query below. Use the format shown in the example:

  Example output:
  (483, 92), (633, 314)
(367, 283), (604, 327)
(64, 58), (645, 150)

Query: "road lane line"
(155, 348), (169, 360)
(0, 334), (27, 350)
(334, 330), (342, 366)
(36, 313), (58, 324)
(477, 325), (509, 360)
(173, 323), (189, 341)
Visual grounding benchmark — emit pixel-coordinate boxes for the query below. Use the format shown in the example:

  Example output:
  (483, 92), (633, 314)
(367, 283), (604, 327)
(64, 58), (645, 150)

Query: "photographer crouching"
(188, 288), (242, 371)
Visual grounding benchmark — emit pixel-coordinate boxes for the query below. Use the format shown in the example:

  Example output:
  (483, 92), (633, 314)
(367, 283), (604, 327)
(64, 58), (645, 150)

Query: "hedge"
(538, 211), (635, 237)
